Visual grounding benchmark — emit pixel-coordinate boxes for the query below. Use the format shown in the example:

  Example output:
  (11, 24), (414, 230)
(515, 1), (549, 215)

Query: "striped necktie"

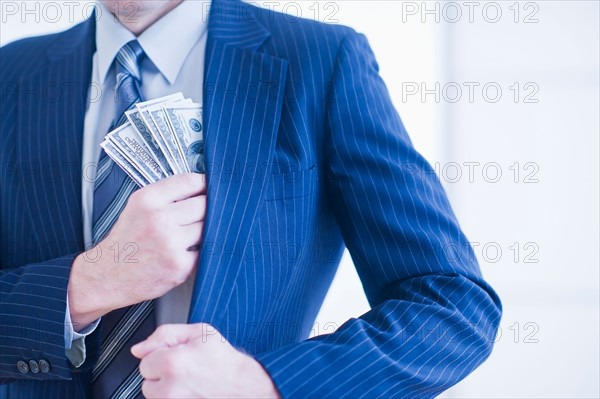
(91, 40), (155, 399)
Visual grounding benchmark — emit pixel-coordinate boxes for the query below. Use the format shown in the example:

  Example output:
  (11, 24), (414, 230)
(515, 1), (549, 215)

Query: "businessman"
(0, 0), (502, 398)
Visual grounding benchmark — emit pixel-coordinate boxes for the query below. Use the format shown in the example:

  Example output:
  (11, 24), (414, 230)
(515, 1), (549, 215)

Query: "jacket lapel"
(16, 18), (95, 259)
(189, 0), (288, 325)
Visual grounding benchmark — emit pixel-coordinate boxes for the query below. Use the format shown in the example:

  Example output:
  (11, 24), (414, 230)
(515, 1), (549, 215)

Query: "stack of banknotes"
(101, 92), (205, 187)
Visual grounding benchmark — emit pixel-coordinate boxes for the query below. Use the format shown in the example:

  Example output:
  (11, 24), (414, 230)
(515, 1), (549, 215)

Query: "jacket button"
(39, 359), (51, 373)
(28, 360), (40, 374)
(16, 360), (29, 374)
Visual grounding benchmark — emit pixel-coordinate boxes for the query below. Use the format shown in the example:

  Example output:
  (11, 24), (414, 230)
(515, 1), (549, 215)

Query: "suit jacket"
(0, 0), (502, 397)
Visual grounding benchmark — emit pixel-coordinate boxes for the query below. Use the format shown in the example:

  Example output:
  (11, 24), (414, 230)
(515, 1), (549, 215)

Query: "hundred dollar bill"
(136, 96), (185, 174)
(100, 140), (150, 187)
(148, 105), (188, 174)
(126, 109), (172, 176)
(106, 123), (164, 183)
(164, 103), (205, 173)
(129, 93), (185, 175)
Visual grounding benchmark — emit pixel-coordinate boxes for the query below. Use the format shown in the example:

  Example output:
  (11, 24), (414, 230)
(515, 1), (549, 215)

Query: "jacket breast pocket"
(264, 165), (318, 201)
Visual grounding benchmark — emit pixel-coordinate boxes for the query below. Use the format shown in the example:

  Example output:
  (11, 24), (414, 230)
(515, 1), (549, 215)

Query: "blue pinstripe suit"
(0, 0), (502, 397)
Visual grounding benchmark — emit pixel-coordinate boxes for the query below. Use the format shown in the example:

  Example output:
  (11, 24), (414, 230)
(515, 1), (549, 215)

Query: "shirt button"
(16, 360), (29, 374)
(39, 359), (51, 373)
(28, 360), (40, 374)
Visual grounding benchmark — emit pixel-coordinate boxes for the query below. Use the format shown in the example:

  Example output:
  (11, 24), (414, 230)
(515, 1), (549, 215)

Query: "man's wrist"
(67, 252), (112, 329)
(240, 355), (281, 398)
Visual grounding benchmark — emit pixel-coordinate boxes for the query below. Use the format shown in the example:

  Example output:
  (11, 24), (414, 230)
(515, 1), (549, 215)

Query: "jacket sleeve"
(0, 255), (78, 383)
(0, 42), (77, 383)
(254, 31), (502, 398)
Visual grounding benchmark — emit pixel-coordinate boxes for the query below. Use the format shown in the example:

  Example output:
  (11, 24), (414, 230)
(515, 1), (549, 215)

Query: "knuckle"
(154, 324), (170, 340)
(141, 381), (151, 398)
(139, 362), (149, 379)
(182, 172), (198, 187)
(129, 189), (144, 203)
(130, 190), (151, 210)
(147, 382), (169, 399)
(181, 173), (203, 187)
(195, 322), (209, 335)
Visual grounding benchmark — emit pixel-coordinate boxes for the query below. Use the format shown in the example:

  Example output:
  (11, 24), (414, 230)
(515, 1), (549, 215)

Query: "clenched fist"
(68, 173), (206, 329)
(131, 323), (280, 399)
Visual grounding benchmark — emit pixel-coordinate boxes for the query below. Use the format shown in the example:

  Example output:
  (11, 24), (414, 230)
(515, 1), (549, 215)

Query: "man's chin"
(101, 0), (184, 18)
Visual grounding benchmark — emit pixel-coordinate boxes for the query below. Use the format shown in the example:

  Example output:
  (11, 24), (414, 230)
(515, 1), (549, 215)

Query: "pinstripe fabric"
(1, 1), (501, 398)
(0, 17), (97, 399)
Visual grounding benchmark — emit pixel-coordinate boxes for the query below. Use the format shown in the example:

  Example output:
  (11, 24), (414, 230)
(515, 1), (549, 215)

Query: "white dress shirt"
(65, 0), (210, 365)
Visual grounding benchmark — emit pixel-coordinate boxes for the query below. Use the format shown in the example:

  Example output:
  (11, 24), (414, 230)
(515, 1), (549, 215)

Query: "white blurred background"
(1, 1), (598, 397)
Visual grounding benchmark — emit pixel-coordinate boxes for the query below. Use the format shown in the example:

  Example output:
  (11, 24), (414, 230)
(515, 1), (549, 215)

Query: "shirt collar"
(95, 1), (210, 85)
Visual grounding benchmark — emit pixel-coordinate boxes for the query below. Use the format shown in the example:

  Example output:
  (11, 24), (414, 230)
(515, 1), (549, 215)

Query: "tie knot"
(115, 40), (145, 82)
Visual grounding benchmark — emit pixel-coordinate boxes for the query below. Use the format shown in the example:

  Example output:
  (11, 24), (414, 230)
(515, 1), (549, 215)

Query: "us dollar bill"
(164, 103), (205, 173)
(103, 93), (205, 186)
(100, 140), (150, 187)
(148, 105), (188, 174)
(106, 123), (164, 183)
(130, 93), (186, 175)
(126, 109), (173, 176)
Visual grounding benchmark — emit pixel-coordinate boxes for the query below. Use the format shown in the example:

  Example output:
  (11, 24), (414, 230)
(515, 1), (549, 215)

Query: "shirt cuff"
(64, 294), (100, 367)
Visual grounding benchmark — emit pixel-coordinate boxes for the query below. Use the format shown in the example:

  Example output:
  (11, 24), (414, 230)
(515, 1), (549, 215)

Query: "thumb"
(131, 323), (204, 359)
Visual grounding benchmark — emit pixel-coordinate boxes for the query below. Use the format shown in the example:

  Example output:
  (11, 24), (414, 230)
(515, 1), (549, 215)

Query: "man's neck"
(105, 0), (185, 36)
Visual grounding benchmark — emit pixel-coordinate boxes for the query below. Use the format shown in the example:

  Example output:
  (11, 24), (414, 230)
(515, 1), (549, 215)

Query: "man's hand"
(68, 173), (206, 329)
(131, 323), (280, 399)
